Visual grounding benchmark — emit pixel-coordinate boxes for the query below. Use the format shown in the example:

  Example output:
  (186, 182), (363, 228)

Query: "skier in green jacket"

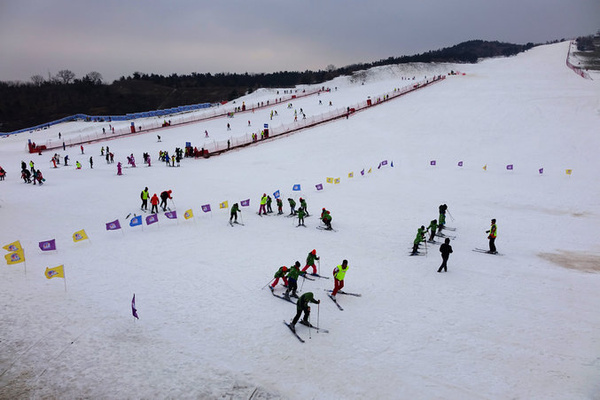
(299, 197), (309, 216)
(288, 198), (296, 215)
(302, 249), (320, 275)
(230, 202), (241, 223)
(412, 226), (426, 254)
(297, 207), (306, 227)
(321, 208), (333, 230)
(270, 266), (288, 291)
(290, 292), (320, 331)
(284, 261), (305, 298)
(427, 219), (438, 242)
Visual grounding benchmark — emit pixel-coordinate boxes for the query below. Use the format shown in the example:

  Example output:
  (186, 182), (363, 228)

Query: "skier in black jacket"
(438, 238), (453, 273)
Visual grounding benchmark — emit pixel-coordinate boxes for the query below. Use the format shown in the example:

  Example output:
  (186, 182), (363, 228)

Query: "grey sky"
(0, 0), (598, 83)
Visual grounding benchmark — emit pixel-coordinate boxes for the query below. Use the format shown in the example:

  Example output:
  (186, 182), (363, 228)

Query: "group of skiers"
(20, 160), (44, 185)
(270, 249), (351, 331)
(140, 187), (173, 213)
(253, 194), (333, 230)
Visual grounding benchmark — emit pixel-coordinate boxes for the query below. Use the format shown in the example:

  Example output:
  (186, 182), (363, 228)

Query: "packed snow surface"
(1, 41), (599, 399)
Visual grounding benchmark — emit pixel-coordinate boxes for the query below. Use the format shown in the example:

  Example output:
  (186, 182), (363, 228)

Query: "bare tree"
(326, 64), (336, 72)
(31, 74), (45, 86)
(84, 71), (103, 85)
(56, 69), (76, 84)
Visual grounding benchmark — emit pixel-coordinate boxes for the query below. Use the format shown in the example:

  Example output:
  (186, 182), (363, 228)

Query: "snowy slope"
(1, 41), (600, 400)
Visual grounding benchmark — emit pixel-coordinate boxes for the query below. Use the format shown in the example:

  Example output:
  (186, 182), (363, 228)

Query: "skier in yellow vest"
(331, 260), (349, 299)
(486, 219), (497, 254)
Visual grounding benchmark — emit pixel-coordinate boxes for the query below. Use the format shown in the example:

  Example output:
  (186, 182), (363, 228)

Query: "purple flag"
(390, 161), (394, 167)
(146, 214), (159, 225)
(381, 160), (388, 166)
(377, 162), (382, 169)
(165, 210), (177, 219)
(360, 169), (365, 176)
(129, 215), (142, 227)
(506, 164), (514, 170)
(458, 161), (463, 167)
(273, 190), (281, 199)
(106, 219), (121, 231)
(539, 168), (544, 174)
(39, 239), (56, 251)
(430, 160), (436, 166)
(240, 199), (250, 207)
(132, 294), (139, 319)
(292, 184), (301, 191)
(315, 183), (323, 191)
(201, 204), (212, 213)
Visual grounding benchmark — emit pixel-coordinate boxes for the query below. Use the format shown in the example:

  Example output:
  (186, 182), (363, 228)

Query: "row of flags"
(430, 160), (573, 174)
(3, 240), (64, 287)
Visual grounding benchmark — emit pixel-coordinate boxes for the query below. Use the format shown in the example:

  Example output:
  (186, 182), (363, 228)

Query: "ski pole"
(424, 238), (428, 257)
(300, 275), (306, 291)
(261, 278), (274, 290)
(307, 310), (312, 340)
(447, 209), (455, 222)
(317, 259), (320, 275)
(317, 303), (320, 332)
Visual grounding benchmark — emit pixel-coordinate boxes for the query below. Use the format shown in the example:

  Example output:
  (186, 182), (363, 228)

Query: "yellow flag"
(72, 229), (89, 242)
(3, 240), (22, 252)
(220, 201), (229, 209)
(45, 265), (65, 279)
(184, 209), (194, 219)
(483, 164), (487, 171)
(334, 178), (341, 184)
(326, 177), (333, 184)
(348, 172), (354, 178)
(565, 169), (572, 175)
(368, 168), (372, 174)
(5, 249), (25, 265)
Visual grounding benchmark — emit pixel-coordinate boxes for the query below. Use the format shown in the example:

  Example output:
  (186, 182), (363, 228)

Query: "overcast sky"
(1, 0), (598, 83)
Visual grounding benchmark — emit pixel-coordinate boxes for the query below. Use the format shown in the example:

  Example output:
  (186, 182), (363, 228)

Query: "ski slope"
(1, 41), (599, 399)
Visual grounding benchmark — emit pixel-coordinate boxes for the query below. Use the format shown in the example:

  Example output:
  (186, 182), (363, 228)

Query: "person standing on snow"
(89, 156), (93, 169)
(276, 198), (283, 215)
(150, 193), (159, 213)
(258, 194), (267, 215)
(270, 266), (289, 291)
(266, 195), (273, 213)
(411, 225), (426, 255)
(297, 206), (306, 227)
(438, 238), (453, 273)
(287, 198), (297, 215)
(427, 219), (438, 242)
(160, 190), (172, 211)
(486, 219), (498, 254)
(320, 208), (333, 230)
(331, 260), (349, 299)
(230, 202), (241, 223)
(438, 204), (448, 232)
(302, 249), (320, 275)
(299, 197), (309, 216)
(141, 187), (149, 211)
(284, 261), (305, 299)
(289, 292), (320, 332)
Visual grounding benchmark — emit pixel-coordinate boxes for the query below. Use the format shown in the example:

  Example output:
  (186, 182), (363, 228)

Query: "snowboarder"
(150, 193), (159, 213)
(438, 238), (453, 272)
(258, 194), (267, 215)
(284, 261), (305, 299)
(160, 190), (172, 211)
(288, 198), (297, 215)
(331, 260), (349, 299)
(141, 187), (149, 211)
(427, 219), (438, 242)
(486, 219), (497, 254)
(302, 249), (320, 275)
(320, 208), (333, 230)
(289, 292), (320, 331)
(270, 266), (289, 291)
(411, 226), (426, 255)
(230, 202), (241, 223)
(297, 207), (306, 227)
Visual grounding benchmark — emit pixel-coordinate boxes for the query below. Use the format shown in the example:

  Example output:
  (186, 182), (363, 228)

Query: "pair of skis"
(284, 320), (329, 343)
(472, 248), (503, 256)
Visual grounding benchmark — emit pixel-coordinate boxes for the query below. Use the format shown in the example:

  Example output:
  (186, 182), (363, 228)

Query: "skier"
(0, 166), (5, 181)
(438, 238), (453, 273)
(486, 219), (498, 254)
(411, 226), (426, 255)
(320, 208), (333, 230)
(331, 260), (349, 299)
(160, 190), (172, 211)
(80, 145), (84, 154)
(297, 206), (306, 227)
(35, 169), (44, 185)
(75, 161), (82, 169)
(427, 219), (438, 242)
(258, 194), (267, 215)
(299, 197), (309, 216)
(276, 198), (283, 215)
(289, 292), (320, 332)
(117, 162), (122, 175)
(141, 187), (149, 211)
(287, 198), (297, 215)
(89, 156), (93, 169)
(270, 266), (288, 291)
(284, 261), (305, 299)
(438, 204), (448, 232)
(301, 249), (320, 275)
(150, 193), (159, 213)
(230, 202), (241, 223)
(266, 196), (273, 213)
